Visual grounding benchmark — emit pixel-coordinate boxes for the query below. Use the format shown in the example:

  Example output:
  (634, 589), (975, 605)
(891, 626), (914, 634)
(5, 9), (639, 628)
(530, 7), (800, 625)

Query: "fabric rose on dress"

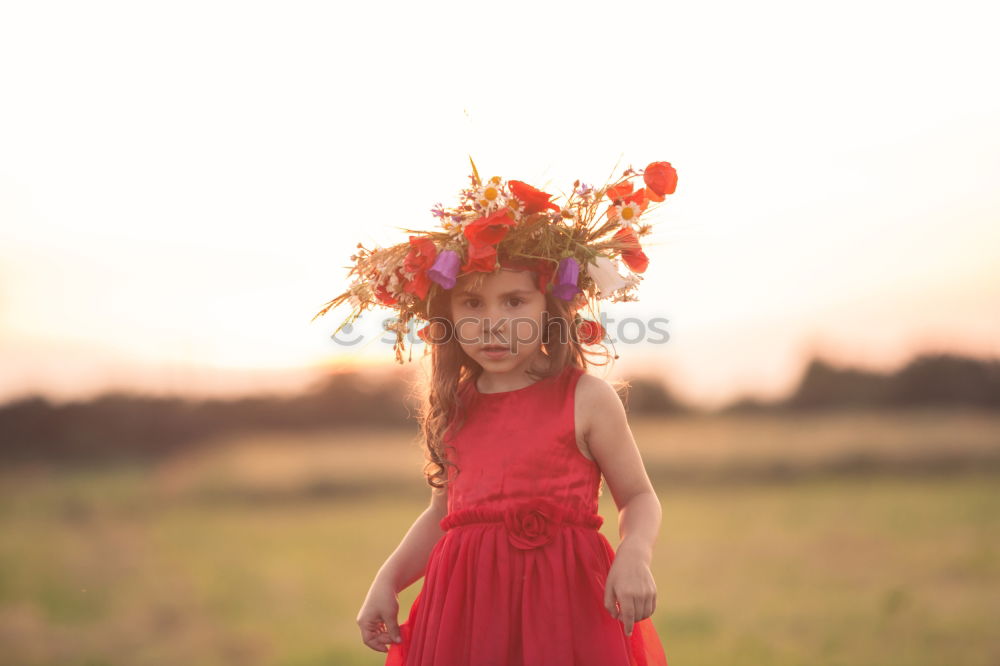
(504, 498), (562, 550)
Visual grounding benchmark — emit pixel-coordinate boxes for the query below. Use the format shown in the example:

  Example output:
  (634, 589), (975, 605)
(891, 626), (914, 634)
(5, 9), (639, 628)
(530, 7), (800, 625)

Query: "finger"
(362, 630), (390, 653)
(358, 620), (378, 644)
(633, 593), (649, 622)
(604, 583), (616, 618)
(621, 597), (636, 637)
(639, 596), (652, 622)
(384, 615), (403, 644)
(360, 620), (392, 653)
(375, 630), (395, 652)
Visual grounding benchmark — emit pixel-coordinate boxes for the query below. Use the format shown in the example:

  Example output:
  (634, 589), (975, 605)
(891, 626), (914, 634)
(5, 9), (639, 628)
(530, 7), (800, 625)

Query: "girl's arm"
(374, 486), (449, 592)
(576, 374), (663, 636)
(357, 486), (448, 653)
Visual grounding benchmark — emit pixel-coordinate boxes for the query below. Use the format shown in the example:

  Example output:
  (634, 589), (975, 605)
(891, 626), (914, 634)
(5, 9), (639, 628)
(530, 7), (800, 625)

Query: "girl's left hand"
(604, 549), (657, 637)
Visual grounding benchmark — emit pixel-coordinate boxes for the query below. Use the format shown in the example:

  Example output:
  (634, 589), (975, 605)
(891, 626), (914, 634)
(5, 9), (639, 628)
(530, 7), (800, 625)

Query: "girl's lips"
(481, 346), (511, 358)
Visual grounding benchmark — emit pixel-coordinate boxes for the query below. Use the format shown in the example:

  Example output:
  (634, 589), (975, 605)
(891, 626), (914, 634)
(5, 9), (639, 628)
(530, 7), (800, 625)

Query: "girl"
(314, 158), (678, 664)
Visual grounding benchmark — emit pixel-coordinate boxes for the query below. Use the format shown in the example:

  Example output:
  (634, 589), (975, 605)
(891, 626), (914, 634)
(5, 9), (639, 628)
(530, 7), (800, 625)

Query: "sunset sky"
(2, 0), (998, 409)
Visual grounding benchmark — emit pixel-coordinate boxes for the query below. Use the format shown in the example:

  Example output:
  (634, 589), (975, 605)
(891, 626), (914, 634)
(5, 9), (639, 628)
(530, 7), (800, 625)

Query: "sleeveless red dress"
(385, 363), (669, 666)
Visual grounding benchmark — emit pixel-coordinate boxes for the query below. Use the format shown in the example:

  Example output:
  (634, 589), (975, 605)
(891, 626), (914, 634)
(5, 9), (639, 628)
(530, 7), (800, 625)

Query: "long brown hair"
(416, 269), (614, 489)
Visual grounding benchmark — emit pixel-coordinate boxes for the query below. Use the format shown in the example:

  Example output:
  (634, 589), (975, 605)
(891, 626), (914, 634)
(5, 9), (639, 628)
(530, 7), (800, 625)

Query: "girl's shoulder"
(573, 370), (625, 419)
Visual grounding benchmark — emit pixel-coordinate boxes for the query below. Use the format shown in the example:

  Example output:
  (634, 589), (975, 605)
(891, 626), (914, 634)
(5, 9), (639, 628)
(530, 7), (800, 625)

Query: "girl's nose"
(482, 313), (508, 338)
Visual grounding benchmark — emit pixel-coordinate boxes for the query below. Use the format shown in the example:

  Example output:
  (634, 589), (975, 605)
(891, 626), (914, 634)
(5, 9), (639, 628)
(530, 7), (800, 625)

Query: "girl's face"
(448, 268), (547, 370)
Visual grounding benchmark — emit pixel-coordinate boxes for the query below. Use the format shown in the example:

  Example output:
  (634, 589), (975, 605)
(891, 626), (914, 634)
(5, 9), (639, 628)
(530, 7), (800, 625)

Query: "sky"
(1, 0), (998, 409)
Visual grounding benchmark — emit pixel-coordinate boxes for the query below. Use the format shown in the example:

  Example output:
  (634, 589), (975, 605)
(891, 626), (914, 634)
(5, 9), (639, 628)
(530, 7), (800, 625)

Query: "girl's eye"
(461, 297), (524, 308)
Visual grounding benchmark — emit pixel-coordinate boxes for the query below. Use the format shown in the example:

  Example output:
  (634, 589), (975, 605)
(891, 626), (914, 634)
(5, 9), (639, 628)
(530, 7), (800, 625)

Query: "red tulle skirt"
(385, 504), (668, 666)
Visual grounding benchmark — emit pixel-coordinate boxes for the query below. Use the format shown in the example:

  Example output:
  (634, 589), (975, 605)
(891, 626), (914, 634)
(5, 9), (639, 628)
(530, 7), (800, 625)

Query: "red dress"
(385, 363), (669, 666)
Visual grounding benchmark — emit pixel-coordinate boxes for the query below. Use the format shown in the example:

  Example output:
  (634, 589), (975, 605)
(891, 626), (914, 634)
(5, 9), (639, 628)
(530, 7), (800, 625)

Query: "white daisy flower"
(475, 177), (507, 211)
(441, 215), (464, 234)
(613, 201), (642, 230)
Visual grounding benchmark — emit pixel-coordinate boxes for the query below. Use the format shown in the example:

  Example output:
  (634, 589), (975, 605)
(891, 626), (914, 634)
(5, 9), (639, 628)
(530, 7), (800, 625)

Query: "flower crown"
(312, 156), (678, 363)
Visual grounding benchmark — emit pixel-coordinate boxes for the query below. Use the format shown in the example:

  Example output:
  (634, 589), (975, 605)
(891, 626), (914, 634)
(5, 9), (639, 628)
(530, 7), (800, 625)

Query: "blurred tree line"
(724, 353), (1000, 412)
(1, 353), (997, 463)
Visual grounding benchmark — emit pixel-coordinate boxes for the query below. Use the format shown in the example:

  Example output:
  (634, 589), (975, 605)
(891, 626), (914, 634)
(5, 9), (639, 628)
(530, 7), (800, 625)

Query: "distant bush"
(721, 353), (1000, 413)
(617, 377), (687, 415)
(0, 371), (412, 463)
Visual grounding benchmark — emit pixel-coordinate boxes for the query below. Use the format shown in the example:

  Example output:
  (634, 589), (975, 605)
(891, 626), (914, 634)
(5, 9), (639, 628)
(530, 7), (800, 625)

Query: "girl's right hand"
(357, 580), (403, 653)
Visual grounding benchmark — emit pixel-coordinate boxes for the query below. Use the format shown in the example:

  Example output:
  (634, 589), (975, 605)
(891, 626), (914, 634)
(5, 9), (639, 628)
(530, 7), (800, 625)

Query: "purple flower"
(552, 257), (581, 301)
(430, 203), (446, 218)
(427, 250), (461, 289)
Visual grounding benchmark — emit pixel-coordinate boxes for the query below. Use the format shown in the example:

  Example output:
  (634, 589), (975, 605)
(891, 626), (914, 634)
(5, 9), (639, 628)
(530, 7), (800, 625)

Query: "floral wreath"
(312, 156), (679, 363)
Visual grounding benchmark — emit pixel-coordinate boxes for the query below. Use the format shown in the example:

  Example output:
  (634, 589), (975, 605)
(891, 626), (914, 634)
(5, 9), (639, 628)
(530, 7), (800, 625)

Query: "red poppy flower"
(507, 180), (560, 215)
(419, 321), (452, 346)
(576, 319), (605, 345)
(374, 283), (397, 306)
(624, 188), (648, 212)
(613, 227), (649, 274)
(606, 186), (648, 226)
(643, 161), (677, 202)
(461, 242), (498, 273)
(403, 236), (437, 274)
(403, 270), (431, 300)
(605, 181), (634, 201)
(504, 498), (562, 550)
(401, 236), (437, 300)
(464, 208), (515, 246)
(374, 268), (403, 306)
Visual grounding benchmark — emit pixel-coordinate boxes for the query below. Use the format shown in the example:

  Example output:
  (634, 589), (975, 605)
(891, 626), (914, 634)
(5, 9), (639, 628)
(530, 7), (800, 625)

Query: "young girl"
(314, 158), (678, 665)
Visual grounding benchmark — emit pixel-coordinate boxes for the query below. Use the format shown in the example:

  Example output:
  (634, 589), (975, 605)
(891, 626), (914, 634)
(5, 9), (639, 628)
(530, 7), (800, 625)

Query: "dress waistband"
(439, 499), (604, 532)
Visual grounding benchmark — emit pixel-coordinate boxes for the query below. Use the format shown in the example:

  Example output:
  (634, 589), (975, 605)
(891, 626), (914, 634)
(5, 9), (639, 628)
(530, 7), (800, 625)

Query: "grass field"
(1, 408), (998, 665)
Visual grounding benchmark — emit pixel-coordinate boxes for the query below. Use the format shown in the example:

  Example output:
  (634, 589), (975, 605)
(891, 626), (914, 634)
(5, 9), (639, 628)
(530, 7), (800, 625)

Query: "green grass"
(1, 410), (998, 665)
